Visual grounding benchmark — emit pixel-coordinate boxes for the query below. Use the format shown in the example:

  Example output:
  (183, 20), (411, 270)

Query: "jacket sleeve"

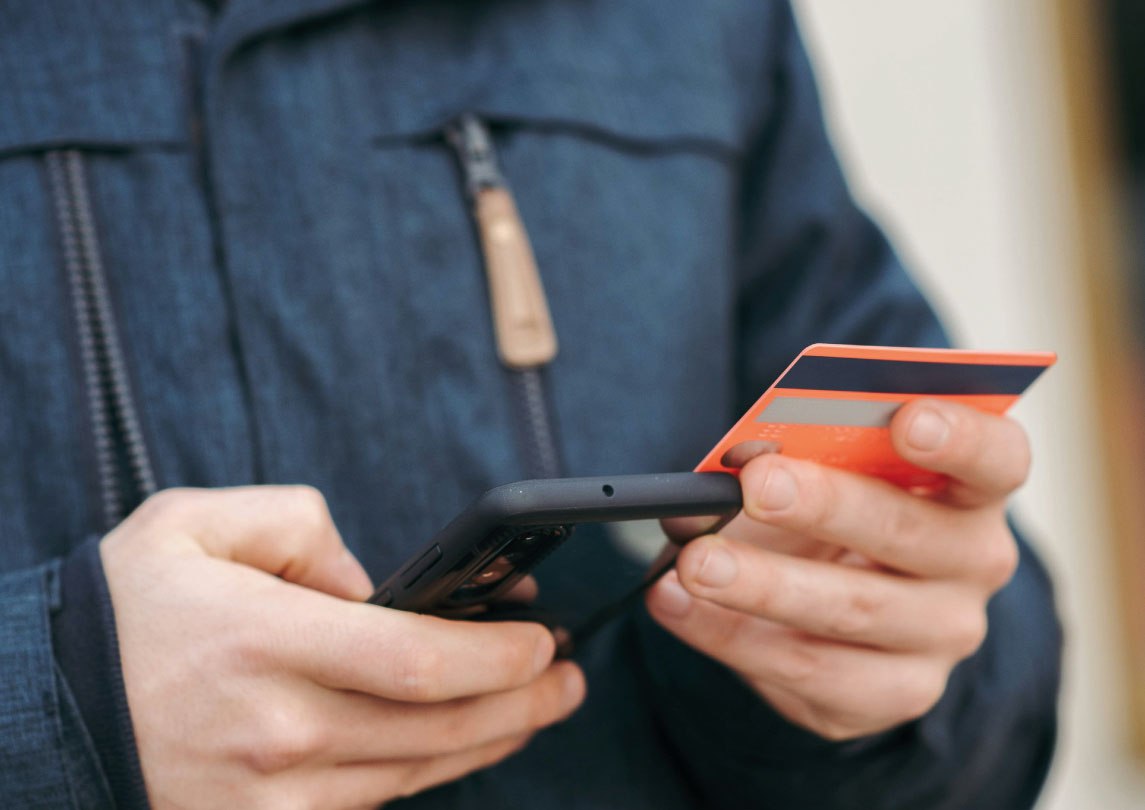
(633, 3), (1061, 807)
(0, 562), (114, 809)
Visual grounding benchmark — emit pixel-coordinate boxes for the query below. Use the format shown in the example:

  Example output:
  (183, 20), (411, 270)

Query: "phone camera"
(472, 555), (514, 584)
(446, 525), (572, 604)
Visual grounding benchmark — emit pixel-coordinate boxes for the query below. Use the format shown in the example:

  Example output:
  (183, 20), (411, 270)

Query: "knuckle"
(243, 705), (325, 774)
(246, 797), (283, 810)
(902, 668), (949, 721)
(504, 731), (534, 758)
(814, 717), (863, 742)
(936, 405), (985, 469)
(395, 766), (426, 800)
(226, 786), (288, 810)
(480, 733), (532, 773)
(689, 605), (752, 656)
(521, 681), (559, 732)
(951, 407), (983, 461)
(393, 642), (446, 701)
(979, 533), (1020, 589)
(400, 737), (513, 798)
(492, 632), (541, 685)
(291, 485), (333, 532)
(769, 642), (821, 687)
(440, 697), (487, 750)
(824, 591), (883, 640)
(949, 608), (989, 659)
(138, 488), (176, 514)
(344, 762), (406, 800)
(222, 626), (275, 675)
(136, 487), (194, 521)
(260, 791), (315, 810)
(998, 436), (1032, 492)
(795, 700), (868, 742)
(488, 672), (571, 742)
(744, 564), (783, 617)
(393, 763), (422, 799)
(800, 466), (839, 529)
(874, 503), (925, 558)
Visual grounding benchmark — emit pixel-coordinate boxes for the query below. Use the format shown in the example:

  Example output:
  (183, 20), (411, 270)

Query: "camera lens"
(473, 567), (506, 584)
(446, 525), (572, 605)
(469, 554), (513, 585)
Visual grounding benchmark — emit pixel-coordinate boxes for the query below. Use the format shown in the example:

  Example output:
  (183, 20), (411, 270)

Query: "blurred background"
(789, 0), (1145, 806)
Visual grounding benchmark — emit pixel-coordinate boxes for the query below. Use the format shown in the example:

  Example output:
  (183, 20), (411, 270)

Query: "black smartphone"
(368, 472), (742, 622)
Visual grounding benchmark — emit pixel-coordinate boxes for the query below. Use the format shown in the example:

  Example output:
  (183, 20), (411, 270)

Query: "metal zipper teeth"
(47, 150), (157, 527)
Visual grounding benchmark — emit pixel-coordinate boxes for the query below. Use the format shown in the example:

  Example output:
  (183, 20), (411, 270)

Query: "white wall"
(790, 1), (1145, 807)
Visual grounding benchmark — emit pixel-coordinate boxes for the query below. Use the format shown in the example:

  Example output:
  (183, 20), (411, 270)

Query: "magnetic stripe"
(757, 397), (905, 427)
(776, 356), (1048, 395)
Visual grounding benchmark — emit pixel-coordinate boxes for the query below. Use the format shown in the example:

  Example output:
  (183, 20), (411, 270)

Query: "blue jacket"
(0, 0), (1060, 807)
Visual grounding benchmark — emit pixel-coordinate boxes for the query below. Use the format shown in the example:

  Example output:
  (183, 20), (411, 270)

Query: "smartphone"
(368, 472), (742, 620)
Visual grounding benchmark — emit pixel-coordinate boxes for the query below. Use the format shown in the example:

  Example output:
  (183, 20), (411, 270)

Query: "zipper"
(446, 115), (564, 479)
(47, 150), (158, 530)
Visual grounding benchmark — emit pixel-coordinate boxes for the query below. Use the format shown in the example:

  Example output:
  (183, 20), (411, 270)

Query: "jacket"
(0, 0), (1060, 807)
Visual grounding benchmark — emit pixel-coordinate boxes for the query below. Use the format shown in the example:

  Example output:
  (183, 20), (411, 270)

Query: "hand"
(101, 486), (585, 810)
(646, 399), (1024, 740)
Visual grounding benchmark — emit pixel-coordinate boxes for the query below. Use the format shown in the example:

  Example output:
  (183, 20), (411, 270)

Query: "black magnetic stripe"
(776, 356), (1048, 395)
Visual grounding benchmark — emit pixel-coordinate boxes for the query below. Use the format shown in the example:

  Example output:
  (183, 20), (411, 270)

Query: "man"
(0, 1), (1059, 808)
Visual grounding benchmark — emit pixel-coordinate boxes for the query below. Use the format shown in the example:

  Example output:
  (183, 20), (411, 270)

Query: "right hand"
(100, 486), (586, 810)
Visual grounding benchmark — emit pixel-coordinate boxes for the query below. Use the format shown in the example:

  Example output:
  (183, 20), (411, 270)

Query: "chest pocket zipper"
(447, 115), (564, 479)
(46, 150), (157, 530)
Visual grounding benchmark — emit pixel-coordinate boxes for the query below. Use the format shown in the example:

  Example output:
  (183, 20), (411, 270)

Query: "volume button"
(400, 544), (443, 588)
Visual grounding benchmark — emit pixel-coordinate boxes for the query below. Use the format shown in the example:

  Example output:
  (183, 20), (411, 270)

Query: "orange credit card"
(695, 344), (1056, 491)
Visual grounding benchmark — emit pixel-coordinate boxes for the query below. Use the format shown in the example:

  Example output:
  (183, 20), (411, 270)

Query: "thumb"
(141, 486), (374, 601)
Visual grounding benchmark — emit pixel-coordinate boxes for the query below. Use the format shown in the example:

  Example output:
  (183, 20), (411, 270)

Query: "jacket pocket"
(368, 67), (746, 486)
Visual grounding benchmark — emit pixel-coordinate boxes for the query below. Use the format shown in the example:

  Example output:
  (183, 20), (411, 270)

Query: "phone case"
(368, 472), (742, 618)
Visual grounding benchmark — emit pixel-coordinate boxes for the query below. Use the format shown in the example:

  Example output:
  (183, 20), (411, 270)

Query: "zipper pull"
(447, 115), (558, 369)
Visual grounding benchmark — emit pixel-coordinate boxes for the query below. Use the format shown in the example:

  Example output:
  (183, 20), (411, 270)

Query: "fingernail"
(694, 544), (738, 588)
(907, 407), (950, 451)
(653, 576), (693, 618)
(534, 634), (555, 672)
(758, 466), (797, 511)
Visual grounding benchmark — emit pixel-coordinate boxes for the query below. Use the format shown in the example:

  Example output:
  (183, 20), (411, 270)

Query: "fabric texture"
(51, 538), (149, 810)
(0, 0), (1060, 807)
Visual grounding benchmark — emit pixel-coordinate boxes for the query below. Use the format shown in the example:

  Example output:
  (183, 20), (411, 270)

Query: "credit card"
(695, 344), (1056, 491)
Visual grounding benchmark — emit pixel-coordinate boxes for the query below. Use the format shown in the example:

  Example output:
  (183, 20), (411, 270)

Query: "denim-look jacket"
(0, 1), (1060, 807)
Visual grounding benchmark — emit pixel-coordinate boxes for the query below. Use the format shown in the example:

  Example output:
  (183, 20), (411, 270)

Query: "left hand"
(646, 399), (1027, 740)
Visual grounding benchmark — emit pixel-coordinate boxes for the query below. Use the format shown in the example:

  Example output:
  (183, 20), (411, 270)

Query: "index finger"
(890, 399), (1031, 508)
(271, 588), (556, 702)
